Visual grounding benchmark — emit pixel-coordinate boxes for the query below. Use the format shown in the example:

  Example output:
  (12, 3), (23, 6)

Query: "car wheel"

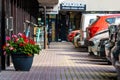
(89, 52), (94, 55)
(88, 46), (94, 55)
(107, 60), (112, 65)
(97, 51), (100, 56)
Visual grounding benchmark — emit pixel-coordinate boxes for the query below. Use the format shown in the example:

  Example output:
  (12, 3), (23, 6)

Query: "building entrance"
(58, 11), (82, 41)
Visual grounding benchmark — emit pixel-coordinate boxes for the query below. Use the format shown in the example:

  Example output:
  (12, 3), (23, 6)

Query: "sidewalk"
(0, 42), (117, 80)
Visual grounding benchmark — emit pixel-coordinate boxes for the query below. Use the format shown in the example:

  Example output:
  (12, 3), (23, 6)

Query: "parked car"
(105, 24), (119, 62)
(97, 38), (109, 57)
(67, 30), (80, 42)
(88, 31), (109, 55)
(78, 13), (104, 47)
(87, 14), (120, 55)
(73, 33), (80, 48)
(86, 14), (120, 40)
(105, 23), (120, 80)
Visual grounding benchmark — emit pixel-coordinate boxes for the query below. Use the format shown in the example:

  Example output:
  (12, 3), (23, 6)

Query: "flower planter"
(3, 33), (40, 71)
(11, 54), (34, 71)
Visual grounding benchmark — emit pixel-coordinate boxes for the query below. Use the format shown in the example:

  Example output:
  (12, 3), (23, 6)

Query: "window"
(90, 16), (100, 25)
(106, 18), (115, 24)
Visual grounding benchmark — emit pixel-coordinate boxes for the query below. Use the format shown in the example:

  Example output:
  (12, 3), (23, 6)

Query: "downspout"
(44, 6), (47, 49)
(1, 0), (6, 70)
(0, 0), (2, 71)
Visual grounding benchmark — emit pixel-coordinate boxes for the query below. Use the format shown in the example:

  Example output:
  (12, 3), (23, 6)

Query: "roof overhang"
(37, 0), (58, 6)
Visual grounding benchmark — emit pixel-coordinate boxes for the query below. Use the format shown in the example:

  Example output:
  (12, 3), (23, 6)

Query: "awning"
(37, 0), (58, 5)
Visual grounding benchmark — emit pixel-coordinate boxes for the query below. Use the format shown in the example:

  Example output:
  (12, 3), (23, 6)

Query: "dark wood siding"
(0, 0), (39, 70)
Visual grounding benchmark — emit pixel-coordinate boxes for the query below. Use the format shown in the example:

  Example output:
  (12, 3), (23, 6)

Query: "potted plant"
(3, 33), (41, 71)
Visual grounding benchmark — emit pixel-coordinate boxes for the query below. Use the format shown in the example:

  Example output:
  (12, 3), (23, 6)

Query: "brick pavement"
(0, 42), (117, 80)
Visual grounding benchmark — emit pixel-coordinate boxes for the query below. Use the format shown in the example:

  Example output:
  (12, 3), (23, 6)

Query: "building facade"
(1, 0), (120, 71)
(0, 0), (39, 71)
(59, 0), (120, 11)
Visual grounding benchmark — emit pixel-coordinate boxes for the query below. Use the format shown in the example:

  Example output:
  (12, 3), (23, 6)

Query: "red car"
(86, 14), (120, 40)
(67, 30), (80, 42)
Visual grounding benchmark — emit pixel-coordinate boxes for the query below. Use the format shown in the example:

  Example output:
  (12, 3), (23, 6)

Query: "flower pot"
(11, 54), (34, 71)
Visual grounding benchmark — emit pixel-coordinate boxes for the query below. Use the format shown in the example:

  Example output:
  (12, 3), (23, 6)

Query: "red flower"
(29, 39), (35, 45)
(3, 43), (9, 50)
(19, 43), (25, 47)
(18, 33), (27, 40)
(24, 39), (29, 43)
(3, 44), (6, 50)
(3, 32), (40, 55)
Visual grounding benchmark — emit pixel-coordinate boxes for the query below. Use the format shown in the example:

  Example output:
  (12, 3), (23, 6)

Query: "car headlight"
(95, 39), (100, 44)
(92, 38), (100, 44)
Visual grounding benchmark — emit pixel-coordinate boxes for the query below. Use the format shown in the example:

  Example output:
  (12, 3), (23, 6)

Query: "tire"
(107, 60), (112, 65)
(88, 46), (94, 55)
(89, 52), (94, 55)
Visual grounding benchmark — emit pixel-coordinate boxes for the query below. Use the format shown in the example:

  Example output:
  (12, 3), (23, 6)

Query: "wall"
(59, 0), (120, 11)
(86, 0), (120, 11)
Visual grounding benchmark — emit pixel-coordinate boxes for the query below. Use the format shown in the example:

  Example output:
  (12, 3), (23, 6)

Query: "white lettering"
(61, 2), (85, 7)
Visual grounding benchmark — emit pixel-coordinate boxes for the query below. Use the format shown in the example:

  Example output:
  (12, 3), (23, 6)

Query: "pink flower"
(4, 51), (6, 55)
(14, 38), (19, 42)
(6, 43), (10, 46)
(18, 33), (22, 37)
(9, 47), (14, 50)
(12, 35), (17, 38)
(6, 36), (10, 41)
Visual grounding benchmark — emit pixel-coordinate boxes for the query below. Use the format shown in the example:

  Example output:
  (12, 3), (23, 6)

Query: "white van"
(78, 13), (105, 47)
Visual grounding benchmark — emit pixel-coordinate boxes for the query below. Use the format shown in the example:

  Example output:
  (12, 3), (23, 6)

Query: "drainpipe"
(0, 0), (2, 71)
(43, 6), (47, 49)
(1, 0), (6, 70)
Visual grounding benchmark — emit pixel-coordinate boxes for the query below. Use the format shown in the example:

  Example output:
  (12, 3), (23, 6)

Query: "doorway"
(57, 11), (82, 41)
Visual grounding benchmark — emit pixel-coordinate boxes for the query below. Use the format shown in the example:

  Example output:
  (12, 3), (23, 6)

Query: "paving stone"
(0, 42), (117, 80)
